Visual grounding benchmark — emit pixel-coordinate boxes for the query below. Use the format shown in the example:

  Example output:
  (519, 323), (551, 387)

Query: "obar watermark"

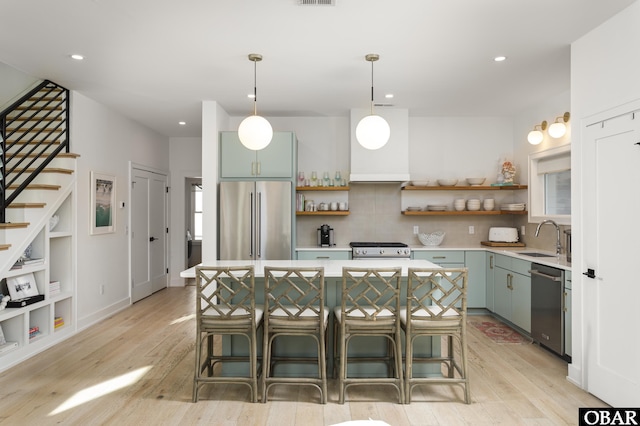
(579, 408), (639, 426)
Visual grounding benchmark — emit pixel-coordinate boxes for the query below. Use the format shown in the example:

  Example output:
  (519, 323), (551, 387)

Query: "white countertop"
(180, 258), (440, 279)
(296, 245), (572, 271)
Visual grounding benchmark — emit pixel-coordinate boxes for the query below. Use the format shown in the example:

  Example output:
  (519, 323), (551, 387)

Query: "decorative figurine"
(501, 161), (516, 184)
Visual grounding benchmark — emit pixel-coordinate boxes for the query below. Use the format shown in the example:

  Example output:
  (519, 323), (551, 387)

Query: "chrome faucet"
(535, 220), (562, 255)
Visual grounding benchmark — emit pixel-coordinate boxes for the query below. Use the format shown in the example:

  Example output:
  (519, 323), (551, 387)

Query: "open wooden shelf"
(296, 211), (350, 216)
(402, 184), (528, 191)
(402, 210), (527, 216)
(296, 186), (350, 191)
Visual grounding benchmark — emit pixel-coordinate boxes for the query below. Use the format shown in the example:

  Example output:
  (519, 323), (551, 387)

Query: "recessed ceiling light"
(494, 56), (507, 62)
(178, 121), (186, 126)
(70, 54), (84, 61)
(385, 94), (394, 99)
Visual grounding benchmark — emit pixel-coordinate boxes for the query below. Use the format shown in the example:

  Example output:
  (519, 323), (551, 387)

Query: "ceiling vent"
(299, 0), (335, 5)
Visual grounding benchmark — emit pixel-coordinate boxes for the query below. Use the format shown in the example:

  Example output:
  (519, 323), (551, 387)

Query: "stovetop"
(350, 242), (411, 258)
(350, 242), (409, 248)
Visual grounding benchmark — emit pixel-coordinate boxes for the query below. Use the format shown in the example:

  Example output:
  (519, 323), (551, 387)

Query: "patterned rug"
(469, 320), (531, 344)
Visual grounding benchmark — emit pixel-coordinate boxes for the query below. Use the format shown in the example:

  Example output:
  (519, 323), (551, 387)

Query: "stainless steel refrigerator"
(219, 181), (293, 260)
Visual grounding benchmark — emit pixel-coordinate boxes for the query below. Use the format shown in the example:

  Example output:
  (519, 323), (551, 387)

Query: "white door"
(582, 110), (640, 406)
(131, 166), (168, 303)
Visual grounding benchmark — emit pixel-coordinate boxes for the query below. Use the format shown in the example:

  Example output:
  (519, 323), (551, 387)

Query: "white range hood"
(349, 108), (410, 182)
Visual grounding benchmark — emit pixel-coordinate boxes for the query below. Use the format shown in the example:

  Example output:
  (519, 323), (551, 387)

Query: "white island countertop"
(180, 258), (440, 279)
(296, 245), (572, 271)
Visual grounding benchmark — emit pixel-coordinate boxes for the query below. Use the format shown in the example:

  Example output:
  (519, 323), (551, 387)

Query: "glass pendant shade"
(527, 130), (543, 145)
(548, 122), (567, 138)
(239, 115), (273, 150)
(356, 114), (390, 150)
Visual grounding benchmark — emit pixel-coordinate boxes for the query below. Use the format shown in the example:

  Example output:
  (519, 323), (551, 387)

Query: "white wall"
(71, 92), (170, 329)
(569, 0), (640, 387)
(201, 101), (230, 263)
(168, 137), (202, 286)
(0, 62), (38, 109)
(409, 116), (514, 183)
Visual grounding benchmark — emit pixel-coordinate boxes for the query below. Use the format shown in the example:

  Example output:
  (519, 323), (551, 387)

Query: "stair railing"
(0, 80), (70, 222)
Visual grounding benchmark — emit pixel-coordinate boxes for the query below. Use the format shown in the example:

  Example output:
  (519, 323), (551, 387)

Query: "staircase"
(0, 80), (78, 276)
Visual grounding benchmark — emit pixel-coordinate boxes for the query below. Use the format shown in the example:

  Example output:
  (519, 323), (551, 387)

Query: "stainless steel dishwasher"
(530, 263), (565, 356)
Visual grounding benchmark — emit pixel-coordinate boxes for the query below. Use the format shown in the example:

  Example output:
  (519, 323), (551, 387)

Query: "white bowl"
(418, 231), (446, 246)
(437, 179), (458, 186)
(412, 180), (430, 186)
(466, 177), (486, 185)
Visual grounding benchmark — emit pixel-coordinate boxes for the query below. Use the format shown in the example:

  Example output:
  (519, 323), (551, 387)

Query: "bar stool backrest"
(264, 267), (325, 327)
(406, 268), (468, 330)
(196, 266), (257, 327)
(341, 267), (402, 325)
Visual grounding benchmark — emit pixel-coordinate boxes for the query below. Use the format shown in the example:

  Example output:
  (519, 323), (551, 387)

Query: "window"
(191, 183), (203, 241)
(528, 144), (571, 225)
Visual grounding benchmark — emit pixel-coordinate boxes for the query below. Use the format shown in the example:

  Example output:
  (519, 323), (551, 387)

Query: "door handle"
(583, 268), (596, 279)
(150, 237), (157, 242)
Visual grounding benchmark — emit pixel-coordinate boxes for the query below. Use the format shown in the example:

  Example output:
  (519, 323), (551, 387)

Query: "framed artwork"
(90, 171), (116, 235)
(7, 273), (39, 300)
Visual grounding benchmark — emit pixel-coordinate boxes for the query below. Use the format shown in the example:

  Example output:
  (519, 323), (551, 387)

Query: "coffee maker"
(317, 224), (335, 247)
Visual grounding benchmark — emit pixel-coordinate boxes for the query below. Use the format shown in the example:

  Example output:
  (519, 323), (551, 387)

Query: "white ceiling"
(0, 0), (635, 138)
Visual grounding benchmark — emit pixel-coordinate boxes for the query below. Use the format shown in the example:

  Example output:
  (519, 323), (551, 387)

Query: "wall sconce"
(527, 120), (547, 145)
(548, 112), (570, 138)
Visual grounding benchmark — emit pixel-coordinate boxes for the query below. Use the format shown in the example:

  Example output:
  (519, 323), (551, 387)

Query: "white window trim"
(528, 144), (571, 225)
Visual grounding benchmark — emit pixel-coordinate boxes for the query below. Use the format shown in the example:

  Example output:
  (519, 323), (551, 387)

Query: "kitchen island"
(180, 258), (441, 279)
(181, 258), (442, 377)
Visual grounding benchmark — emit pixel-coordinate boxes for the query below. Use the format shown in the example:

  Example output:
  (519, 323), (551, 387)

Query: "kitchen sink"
(517, 252), (556, 258)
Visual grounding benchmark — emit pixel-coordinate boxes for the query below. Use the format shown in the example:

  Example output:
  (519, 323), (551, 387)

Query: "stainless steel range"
(350, 242), (411, 259)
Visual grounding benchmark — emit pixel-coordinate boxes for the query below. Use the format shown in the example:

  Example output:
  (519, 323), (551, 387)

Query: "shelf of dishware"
(401, 210), (527, 216)
(296, 211), (350, 216)
(402, 184), (528, 191)
(400, 183), (527, 216)
(296, 186), (350, 191)
(295, 170), (349, 214)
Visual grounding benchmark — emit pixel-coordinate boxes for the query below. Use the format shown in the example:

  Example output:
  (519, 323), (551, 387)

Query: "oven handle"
(528, 269), (562, 282)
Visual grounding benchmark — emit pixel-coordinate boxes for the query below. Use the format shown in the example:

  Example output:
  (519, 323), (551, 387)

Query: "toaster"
(489, 227), (519, 242)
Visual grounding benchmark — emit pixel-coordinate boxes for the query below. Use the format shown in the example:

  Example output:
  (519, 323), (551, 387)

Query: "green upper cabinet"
(220, 131), (295, 179)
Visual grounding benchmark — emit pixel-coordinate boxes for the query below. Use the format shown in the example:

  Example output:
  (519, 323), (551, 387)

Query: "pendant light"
(356, 54), (390, 150)
(238, 53), (273, 150)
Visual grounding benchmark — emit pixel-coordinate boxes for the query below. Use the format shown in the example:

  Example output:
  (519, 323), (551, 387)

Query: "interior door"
(582, 111), (640, 406)
(131, 166), (169, 303)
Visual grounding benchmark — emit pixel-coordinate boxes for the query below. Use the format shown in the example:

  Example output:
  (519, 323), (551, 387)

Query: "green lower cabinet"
(485, 253), (495, 311)
(493, 267), (512, 320)
(510, 271), (531, 333)
(464, 251), (486, 308)
(413, 250), (486, 309)
(493, 255), (531, 333)
(296, 250), (350, 260)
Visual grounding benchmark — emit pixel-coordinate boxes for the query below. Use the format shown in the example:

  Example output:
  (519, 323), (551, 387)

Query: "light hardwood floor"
(0, 286), (606, 425)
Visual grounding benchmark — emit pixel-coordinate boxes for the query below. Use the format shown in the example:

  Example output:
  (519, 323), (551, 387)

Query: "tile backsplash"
(296, 184), (569, 251)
